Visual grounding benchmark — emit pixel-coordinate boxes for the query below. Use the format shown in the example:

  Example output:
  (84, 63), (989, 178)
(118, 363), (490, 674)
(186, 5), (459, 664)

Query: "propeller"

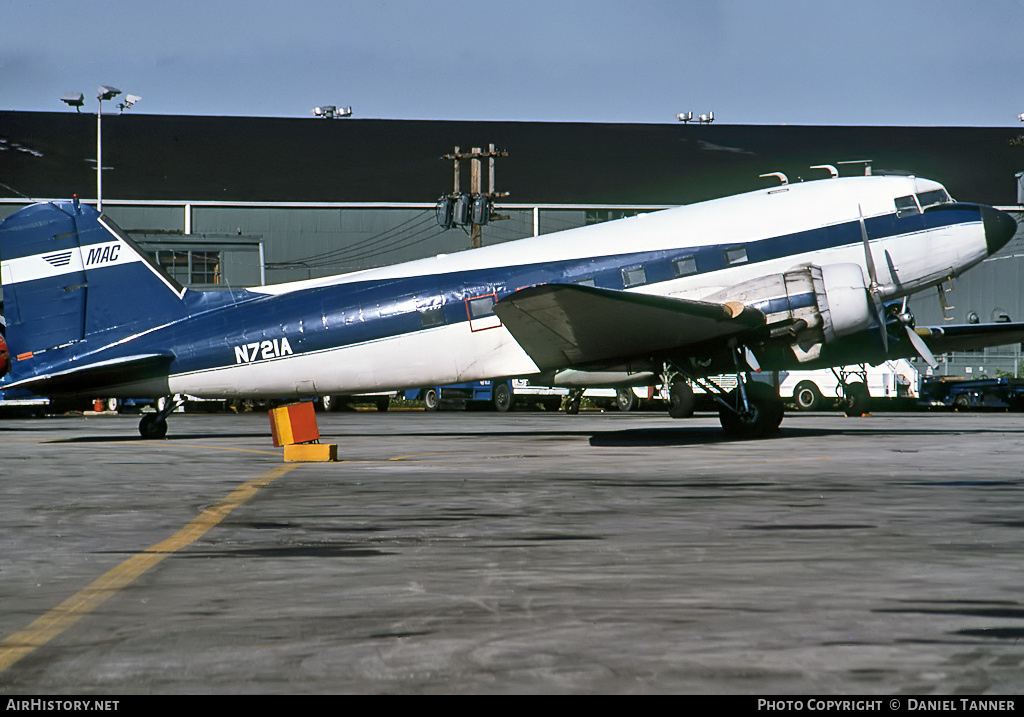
(887, 299), (938, 368)
(860, 207), (937, 368)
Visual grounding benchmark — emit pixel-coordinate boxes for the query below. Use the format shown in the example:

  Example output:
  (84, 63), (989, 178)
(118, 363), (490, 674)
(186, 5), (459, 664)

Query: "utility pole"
(438, 144), (509, 248)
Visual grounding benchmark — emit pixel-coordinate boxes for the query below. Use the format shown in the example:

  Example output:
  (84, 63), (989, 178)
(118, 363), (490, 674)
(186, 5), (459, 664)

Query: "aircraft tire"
(423, 389), (440, 412)
(139, 414), (168, 439)
(668, 381), (696, 419)
(492, 382), (512, 412)
(843, 381), (871, 417)
(718, 382), (784, 438)
(615, 388), (637, 412)
(375, 396), (390, 412)
(793, 381), (823, 411)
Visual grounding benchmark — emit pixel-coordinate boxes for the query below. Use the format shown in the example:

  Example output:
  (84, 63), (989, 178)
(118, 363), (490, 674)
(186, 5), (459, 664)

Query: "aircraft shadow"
(587, 426), (831, 447)
(588, 422), (1024, 447)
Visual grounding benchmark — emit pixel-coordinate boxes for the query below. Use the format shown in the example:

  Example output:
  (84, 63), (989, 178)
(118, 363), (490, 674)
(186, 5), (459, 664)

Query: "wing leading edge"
(915, 323), (1024, 355)
(493, 284), (766, 370)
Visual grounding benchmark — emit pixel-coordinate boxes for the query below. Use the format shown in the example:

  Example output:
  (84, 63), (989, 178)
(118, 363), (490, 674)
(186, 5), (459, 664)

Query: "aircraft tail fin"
(0, 200), (189, 384)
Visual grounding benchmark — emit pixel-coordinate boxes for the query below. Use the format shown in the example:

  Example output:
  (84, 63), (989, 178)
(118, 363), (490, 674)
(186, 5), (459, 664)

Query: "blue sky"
(3, 0), (1023, 126)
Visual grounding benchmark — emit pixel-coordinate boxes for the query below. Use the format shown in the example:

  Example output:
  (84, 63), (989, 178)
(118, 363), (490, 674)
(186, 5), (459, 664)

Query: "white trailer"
(776, 359), (919, 411)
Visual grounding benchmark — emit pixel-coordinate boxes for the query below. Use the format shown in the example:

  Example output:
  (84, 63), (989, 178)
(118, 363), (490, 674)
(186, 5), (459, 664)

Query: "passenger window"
(622, 266), (646, 287)
(418, 306), (444, 328)
(894, 195), (920, 217)
(673, 256), (697, 276)
(724, 247), (747, 265)
(916, 189), (951, 210)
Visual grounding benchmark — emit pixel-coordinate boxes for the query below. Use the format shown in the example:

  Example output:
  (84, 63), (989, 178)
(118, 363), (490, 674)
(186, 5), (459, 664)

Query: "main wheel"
(843, 381), (871, 417)
(668, 381), (696, 419)
(423, 388), (440, 411)
(793, 381), (823, 411)
(492, 383), (512, 412)
(139, 414), (168, 439)
(615, 388), (637, 412)
(718, 382), (784, 438)
(375, 396), (391, 412)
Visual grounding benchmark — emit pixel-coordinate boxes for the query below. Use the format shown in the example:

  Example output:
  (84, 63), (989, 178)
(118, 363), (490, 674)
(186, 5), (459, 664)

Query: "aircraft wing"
(493, 284), (765, 370)
(3, 353), (174, 395)
(915, 323), (1024, 354)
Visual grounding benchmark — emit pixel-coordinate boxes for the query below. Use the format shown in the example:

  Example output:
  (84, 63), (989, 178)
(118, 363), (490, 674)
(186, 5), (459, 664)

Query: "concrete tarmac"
(1, 408), (1023, 694)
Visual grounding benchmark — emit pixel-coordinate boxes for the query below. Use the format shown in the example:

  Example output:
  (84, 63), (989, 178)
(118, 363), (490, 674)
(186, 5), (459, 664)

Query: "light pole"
(61, 86), (140, 212)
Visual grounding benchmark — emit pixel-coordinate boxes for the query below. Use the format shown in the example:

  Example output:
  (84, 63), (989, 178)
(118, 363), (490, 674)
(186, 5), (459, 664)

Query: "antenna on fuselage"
(759, 172), (788, 185)
(809, 165), (839, 178)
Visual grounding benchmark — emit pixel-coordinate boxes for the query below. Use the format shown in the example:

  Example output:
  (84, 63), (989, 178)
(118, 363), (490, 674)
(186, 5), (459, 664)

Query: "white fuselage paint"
(105, 176), (991, 398)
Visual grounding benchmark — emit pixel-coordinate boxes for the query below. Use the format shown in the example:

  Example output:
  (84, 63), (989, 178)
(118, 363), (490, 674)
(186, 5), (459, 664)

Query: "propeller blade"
(906, 325), (938, 368)
(872, 291), (888, 354)
(860, 205), (890, 354)
(859, 205), (878, 286)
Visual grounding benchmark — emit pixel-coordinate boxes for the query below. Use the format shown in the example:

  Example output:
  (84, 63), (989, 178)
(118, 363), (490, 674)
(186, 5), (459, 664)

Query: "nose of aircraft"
(983, 205), (1018, 255)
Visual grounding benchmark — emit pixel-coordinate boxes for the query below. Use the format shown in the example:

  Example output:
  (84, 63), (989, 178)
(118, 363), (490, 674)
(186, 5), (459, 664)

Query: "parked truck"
(919, 376), (1024, 411)
(778, 360), (919, 413)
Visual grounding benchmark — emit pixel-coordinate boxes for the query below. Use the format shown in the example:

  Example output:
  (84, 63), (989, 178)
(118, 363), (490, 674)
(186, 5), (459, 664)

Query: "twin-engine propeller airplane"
(0, 170), (1020, 439)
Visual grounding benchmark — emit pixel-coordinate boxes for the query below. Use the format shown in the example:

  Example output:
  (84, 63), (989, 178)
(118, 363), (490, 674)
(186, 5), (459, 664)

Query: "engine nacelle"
(703, 263), (873, 362)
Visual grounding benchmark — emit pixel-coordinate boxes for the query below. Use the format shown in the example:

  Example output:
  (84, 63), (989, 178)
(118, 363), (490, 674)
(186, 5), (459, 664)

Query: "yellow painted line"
(0, 463), (299, 672)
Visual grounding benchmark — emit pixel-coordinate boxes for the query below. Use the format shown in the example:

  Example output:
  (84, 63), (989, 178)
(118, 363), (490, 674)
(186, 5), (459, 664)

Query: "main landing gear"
(663, 349), (785, 438)
(716, 381), (785, 438)
(138, 395), (180, 439)
(833, 366), (871, 417)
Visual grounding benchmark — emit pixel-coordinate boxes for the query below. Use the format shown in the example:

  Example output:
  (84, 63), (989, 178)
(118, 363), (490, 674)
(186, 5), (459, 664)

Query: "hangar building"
(2, 110), (1023, 377)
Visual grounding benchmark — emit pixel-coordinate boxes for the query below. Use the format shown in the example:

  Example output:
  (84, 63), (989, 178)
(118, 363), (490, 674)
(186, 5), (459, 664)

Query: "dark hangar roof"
(1, 111), (1022, 206)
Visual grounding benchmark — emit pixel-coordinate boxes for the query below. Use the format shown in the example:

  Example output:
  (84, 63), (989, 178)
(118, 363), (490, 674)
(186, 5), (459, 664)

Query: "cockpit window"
(916, 188), (951, 210)
(894, 195), (920, 218)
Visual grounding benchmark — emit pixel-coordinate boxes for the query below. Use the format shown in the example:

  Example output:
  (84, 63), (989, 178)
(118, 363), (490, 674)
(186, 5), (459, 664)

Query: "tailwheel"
(139, 413), (168, 439)
(718, 381), (784, 438)
(138, 394), (177, 438)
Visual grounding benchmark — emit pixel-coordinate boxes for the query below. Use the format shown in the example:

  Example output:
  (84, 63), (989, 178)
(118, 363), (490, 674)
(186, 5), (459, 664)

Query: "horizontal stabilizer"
(494, 283), (765, 370)
(4, 353), (174, 395)
(916, 323), (1024, 355)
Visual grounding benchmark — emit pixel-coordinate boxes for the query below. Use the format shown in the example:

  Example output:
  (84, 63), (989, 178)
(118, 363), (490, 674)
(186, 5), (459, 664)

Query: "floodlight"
(61, 92), (85, 110)
(312, 105), (352, 118)
(676, 111), (693, 123)
(118, 94), (142, 113)
(97, 86), (122, 101)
